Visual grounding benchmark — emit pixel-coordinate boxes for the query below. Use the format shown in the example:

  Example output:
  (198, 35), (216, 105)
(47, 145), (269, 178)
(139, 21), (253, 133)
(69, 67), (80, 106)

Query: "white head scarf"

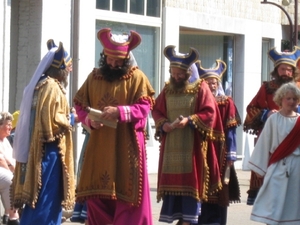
(188, 63), (199, 83)
(13, 48), (57, 163)
(216, 81), (226, 96)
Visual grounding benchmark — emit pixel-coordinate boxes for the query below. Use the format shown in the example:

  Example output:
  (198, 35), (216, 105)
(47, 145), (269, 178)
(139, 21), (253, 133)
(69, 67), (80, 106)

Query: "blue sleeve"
(70, 113), (75, 126)
(226, 127), (237, 161)
(260, 109), (269, 123)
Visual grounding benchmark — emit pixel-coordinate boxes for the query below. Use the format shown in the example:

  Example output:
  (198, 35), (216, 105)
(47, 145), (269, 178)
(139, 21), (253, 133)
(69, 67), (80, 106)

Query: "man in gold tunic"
(152, 45), (225, 225)
(74, 28), (155, 225)
(11, 40), (75, 225)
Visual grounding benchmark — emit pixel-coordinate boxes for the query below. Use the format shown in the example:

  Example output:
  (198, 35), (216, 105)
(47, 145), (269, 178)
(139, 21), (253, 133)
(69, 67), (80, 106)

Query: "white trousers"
(0, 167), (13, 210)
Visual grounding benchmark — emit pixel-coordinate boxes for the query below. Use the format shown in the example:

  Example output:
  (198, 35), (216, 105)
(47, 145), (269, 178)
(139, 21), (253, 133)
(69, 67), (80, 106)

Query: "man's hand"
(162, 122), (174, 133)
(173, 117), (188, 129)
(102, 106), (119, 120)
(90, 120), (103, 129)
(163, 116), (188, 132)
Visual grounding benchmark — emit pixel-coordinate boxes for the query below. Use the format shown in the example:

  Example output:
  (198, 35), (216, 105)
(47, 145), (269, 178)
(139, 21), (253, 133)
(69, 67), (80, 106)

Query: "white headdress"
(13, 48), (57, 163)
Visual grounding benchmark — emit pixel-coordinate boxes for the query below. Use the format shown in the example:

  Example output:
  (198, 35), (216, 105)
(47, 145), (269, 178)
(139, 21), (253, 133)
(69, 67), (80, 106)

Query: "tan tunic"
(74, 67), (155, 206)
(11, 77), (75, 210)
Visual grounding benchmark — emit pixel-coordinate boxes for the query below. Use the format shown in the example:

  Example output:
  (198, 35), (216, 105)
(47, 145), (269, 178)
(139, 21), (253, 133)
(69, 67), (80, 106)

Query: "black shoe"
(176, 219), (183, 225)
(7, 219), (20, 225)
(2, 215), (8, 224)
(70, 217), (85, 223)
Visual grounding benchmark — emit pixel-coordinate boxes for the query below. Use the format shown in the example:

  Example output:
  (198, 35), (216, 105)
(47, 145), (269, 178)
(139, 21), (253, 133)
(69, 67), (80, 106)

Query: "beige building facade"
(1, 0), (298, 172)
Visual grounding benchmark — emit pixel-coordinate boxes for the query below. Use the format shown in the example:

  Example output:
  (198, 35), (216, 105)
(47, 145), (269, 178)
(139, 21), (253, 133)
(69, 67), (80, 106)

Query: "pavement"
(62, 170), (260, 225)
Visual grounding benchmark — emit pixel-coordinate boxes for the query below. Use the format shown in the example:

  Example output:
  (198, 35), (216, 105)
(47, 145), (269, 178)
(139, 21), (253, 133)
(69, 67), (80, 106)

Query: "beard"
(100, 63), (129, 82)
(210, 89), (218, 97)
(276, 75), (294, 85)
(45, 66), (69, 88)
(58, 72), (69, 88)
(60, 77), (69, 88)
(169, 77), (189, 90)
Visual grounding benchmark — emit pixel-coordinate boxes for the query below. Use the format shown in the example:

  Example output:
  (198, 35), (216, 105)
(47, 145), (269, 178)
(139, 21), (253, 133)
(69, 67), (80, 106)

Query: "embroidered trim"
(35, 76), (66, 94)
(265, 80), (280, 95)
(164, 79), (203, 95)
(189, 114), (225, 142)
(92, 66), (139, 81)
(122, 106), (131, 122)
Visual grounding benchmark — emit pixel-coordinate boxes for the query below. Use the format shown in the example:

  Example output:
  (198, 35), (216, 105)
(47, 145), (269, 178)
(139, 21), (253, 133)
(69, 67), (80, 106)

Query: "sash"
(268, 116), (300, 167)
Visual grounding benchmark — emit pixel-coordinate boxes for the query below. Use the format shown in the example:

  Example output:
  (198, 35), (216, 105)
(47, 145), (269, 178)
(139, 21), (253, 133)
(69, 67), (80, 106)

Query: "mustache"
(109, 65), (122, 70)
(169, 77), (189, 89)
(276, 76), (293, 85)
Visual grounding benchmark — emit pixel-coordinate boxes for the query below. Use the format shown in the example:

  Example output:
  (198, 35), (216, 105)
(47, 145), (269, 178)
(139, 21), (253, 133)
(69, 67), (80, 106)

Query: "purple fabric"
(74, 105), (90, 127)
(118, 99), (150, 130)
(75, 99), (151, 130)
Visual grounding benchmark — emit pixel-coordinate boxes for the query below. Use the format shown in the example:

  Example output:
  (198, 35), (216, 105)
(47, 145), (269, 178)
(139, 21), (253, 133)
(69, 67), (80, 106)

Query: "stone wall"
(13, 0), (72, 110)
(164, 0), (296, 25)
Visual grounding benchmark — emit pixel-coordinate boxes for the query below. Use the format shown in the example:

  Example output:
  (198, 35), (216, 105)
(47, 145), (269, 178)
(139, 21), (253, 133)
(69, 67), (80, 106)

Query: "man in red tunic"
(152, 45), (225, 225)
(197, 59), (241, 225)
(243, 46), (300, 205)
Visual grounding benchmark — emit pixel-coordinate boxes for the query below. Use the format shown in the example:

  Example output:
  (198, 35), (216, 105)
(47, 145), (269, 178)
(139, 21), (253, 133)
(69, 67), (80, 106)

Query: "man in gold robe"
(11, 40), (75, 225)
(74, 28), (155, 225)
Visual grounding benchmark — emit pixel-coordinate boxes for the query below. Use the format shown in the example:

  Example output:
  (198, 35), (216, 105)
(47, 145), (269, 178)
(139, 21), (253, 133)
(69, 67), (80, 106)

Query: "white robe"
(248, 112), (300, 225)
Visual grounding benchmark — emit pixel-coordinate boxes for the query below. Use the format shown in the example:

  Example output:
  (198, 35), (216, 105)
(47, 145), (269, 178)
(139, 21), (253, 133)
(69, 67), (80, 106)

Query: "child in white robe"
(248, 82), (300, 225)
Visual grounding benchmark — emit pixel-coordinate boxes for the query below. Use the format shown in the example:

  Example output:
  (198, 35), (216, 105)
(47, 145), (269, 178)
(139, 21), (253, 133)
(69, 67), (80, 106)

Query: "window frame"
(96, 0), (160, 17)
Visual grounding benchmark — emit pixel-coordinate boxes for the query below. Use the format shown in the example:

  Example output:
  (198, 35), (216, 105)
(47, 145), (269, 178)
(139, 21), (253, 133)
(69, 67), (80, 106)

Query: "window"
(130, 0), (144, 15)
(96, 0), (109, 10)
(179, 33), (234, 96)
(96, 0), (160, 17)
(223, 36), (234, 97)
(261, 39), (272, 82)
(113, 0), (127, 12)
(147, 0), (160, 17)
(95, 21), (160, 92)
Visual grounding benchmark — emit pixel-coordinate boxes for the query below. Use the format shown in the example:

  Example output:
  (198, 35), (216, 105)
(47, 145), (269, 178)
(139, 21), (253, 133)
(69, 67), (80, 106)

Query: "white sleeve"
(247, 115), (275, 176)
(3, 138), (15, 166)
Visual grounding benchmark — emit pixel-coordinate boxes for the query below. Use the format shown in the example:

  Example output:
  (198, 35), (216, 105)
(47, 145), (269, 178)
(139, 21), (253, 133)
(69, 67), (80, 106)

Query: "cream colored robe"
(248, 113), (300, 225)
